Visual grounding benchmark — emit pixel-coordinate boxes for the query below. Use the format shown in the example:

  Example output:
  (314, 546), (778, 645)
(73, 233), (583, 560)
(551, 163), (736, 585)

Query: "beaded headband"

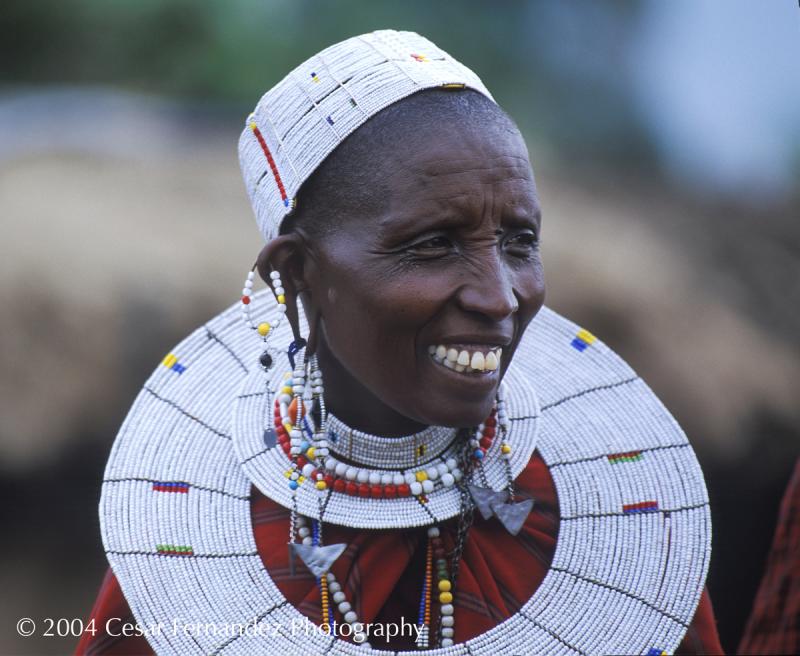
(238, 29), (494, 242)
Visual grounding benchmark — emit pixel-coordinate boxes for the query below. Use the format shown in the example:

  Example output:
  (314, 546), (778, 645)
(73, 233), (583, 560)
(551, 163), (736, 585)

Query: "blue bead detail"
(171, 363), (186, 373)
(474, 449), (485, 459)
(570, 338), (588, 352)
(288, 480), (299, 490)
(326, 115), (334, 125)
(287, 338), (307, 368)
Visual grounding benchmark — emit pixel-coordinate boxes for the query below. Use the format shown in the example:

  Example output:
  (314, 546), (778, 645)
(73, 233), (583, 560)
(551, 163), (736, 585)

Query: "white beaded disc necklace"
(230, 344), (536, 529)
(100, 294), (712, 655)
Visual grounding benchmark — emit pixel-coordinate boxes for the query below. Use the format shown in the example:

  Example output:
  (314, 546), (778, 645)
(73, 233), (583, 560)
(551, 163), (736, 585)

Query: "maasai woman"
(77, 31), (723, 655)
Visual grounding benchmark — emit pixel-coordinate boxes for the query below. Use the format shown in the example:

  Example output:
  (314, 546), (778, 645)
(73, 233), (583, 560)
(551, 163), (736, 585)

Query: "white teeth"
(430, 344), (503, 375)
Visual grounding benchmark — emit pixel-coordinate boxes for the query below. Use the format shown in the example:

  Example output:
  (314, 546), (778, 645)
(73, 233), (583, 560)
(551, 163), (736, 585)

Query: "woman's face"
(302, 115), (544, 430)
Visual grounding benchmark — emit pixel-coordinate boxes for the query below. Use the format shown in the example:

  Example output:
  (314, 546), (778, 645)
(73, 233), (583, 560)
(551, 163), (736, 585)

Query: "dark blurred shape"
(737, 459), (800, 655)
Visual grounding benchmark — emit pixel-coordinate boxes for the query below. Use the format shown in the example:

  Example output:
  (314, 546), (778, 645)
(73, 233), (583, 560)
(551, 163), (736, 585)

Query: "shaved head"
(280, 88), (520, 239)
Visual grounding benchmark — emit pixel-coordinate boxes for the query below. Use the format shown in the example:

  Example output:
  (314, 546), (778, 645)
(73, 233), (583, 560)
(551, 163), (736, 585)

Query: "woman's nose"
(455, 259), (519, 321)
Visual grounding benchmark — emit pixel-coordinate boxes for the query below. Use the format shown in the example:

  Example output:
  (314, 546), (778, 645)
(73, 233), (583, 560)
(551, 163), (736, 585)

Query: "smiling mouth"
(426, 344), (503, 374)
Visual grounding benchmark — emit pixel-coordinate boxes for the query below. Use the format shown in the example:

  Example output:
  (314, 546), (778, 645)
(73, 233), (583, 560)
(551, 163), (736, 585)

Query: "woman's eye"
(505, 231), (539, 251)
(409, 236), (452, 251)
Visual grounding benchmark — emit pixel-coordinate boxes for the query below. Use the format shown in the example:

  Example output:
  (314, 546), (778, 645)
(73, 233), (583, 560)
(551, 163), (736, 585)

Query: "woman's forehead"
(382, 125), (536, 202)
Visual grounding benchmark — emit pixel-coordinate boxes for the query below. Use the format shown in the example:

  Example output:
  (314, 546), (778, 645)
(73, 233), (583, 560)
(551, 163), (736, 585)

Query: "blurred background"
(1, 1), (798, 653)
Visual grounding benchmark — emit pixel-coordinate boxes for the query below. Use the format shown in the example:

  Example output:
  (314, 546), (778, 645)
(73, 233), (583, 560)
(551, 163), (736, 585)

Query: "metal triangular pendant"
(289, 543), (347, 578)
(491, 498), (535, 536)
(468, 484), (508, 520)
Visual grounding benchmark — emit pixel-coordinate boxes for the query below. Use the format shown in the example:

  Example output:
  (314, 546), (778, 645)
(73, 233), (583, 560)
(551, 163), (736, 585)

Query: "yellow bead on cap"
(415, 471), (428, 482)
(439, 591), (453, 604)
(438, 580), (451, 592)
(257, 322), (271, 336)
(306, 446), (316, 460)
(315, 480), (327, 490)
(501, 444), (512, 454)
(277, 294), (286, 304)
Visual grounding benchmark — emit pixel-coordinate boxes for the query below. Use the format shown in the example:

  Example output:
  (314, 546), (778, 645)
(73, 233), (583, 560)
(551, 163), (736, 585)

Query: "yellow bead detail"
(162, 353), (177, 368)
(315, 480), (327, 490)
(306, 446), (316, 459)
(277, 294), (286, 304)
(415, 471), (428, 482)
(439, 591), (453, 604)
(284, 470), (292, 478)
(501, 444), (512, 454)
(283, 422), (293, 433)
(281, 386), (292, 395)
(249, 122), (257, 131)
(438, 580), (451, 592)
(297, 476), (305, 484)
(577, 328), (597, 345)
(257, 322), (271, 336)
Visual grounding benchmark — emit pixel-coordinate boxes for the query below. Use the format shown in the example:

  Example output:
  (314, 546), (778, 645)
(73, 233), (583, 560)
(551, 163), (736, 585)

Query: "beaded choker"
(326, 414), (458, 470)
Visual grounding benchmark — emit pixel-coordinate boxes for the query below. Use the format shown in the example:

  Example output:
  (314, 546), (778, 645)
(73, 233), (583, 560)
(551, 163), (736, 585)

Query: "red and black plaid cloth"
(738, 459), (800, 655)
(76, 452), (723, 654)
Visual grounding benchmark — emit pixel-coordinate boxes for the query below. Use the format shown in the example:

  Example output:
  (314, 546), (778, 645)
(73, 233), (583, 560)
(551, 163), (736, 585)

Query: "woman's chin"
(410, 383), (500, 428)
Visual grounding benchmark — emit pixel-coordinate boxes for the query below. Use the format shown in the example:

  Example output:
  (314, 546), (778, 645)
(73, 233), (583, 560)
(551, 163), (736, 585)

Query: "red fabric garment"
(76, 452), (724, 654)
(738, 458), (800, 655)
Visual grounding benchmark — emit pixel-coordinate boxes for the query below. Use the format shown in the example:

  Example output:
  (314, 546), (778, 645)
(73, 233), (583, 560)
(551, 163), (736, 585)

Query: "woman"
(77, 30), (723, 654)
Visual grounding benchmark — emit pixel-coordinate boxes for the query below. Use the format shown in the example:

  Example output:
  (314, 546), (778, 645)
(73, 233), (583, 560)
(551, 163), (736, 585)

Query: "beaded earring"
(240, 264), (287, 370)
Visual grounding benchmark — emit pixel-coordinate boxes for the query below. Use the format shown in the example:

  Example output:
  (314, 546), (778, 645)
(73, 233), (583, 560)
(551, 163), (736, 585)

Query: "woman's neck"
(314, 341), (429, 438)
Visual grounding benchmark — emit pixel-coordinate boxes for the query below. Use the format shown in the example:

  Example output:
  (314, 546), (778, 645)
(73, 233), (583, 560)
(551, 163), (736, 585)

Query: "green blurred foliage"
(0, 0), (655, 167)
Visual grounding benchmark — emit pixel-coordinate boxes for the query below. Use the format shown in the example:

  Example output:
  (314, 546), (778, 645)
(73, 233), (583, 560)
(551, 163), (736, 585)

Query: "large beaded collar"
(230, 340), (539, 529)
(100, 294), (712, 655)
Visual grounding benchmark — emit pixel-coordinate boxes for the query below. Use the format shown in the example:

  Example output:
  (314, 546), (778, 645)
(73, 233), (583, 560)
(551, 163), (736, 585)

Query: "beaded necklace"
(102, 301), (712, 655)
(263, 344), (523, 650)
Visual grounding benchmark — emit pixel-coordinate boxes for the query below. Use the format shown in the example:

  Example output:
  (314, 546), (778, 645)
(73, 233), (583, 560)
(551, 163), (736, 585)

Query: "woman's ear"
(255, 234), (308, 343)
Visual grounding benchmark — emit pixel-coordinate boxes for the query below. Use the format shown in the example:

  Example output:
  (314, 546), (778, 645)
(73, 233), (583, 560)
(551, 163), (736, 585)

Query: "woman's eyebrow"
(377, 212), (468, 242)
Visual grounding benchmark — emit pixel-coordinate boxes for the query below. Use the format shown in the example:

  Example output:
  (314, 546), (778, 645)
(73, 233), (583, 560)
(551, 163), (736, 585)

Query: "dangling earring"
(307, 354), (329, 461)
(240, 264), (287, 370)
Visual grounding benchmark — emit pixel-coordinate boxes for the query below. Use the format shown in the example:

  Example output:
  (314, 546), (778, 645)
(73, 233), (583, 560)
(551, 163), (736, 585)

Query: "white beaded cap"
(238, 29), (493, 242)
